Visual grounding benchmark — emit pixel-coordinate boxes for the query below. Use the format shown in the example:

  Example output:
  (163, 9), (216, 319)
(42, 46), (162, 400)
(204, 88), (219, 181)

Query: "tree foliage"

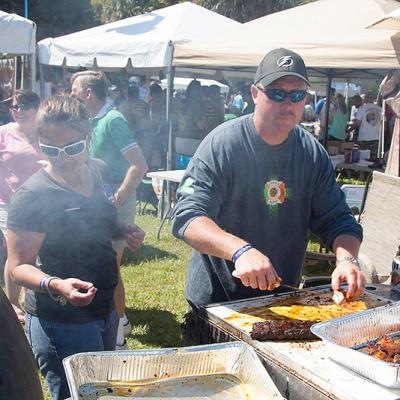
(90, 0), (315, 24)
(91, 0), (184, 24)
(0, 0), (96, 40)
(197, 0), (314, 23)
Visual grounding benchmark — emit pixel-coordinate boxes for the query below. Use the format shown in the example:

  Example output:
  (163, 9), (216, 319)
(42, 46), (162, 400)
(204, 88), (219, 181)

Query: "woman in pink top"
(0, 89), (44, 322)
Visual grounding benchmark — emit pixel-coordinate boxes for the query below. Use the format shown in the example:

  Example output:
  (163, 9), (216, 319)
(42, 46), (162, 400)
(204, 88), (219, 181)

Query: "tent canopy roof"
(37, 2), (240, 69)
(173, 0), (400, 79)
(368, 5), (400, 29)
(0, 10), (36, 55)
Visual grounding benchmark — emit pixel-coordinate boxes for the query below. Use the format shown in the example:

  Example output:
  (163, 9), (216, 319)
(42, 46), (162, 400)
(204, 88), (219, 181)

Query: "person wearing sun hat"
(171, 48), (365, 343)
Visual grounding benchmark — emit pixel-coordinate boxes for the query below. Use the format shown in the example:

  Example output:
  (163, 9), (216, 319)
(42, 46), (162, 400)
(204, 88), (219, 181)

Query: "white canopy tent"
(0, 10), (36, 90)
(173, 0), (400, 78)
(37, 2), (240, 170)
(37, 2), (240, 71)
(367, 5), (400, 29)
(173, 0), (400, 152)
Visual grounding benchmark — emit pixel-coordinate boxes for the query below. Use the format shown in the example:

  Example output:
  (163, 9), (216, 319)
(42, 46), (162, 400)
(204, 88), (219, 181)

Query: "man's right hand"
(232, 248), (281, 291)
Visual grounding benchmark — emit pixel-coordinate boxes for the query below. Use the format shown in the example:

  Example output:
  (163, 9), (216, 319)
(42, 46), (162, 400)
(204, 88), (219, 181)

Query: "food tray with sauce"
(202, 285), (390, 340)
(63, 341), (284, 399)
(311, 302), (400, 387)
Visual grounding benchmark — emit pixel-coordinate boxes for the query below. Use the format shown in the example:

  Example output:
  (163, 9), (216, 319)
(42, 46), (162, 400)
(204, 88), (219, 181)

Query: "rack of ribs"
(250, 319), (318, 341)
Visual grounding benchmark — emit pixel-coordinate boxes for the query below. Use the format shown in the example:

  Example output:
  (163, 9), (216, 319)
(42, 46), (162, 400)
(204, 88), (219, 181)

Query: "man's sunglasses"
(258, 87), (307, 103)
(10, 103), (36, 112)
(39, 140), (86, 158)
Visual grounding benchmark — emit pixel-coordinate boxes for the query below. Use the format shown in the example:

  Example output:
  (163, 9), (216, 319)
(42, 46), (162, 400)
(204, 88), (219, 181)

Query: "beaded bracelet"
(232, 243), (253, 263)
(336, 256), (360, 268)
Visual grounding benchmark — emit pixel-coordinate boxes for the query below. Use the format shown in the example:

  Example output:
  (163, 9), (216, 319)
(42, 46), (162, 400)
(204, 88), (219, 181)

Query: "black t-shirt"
(7, 159), (119, 322)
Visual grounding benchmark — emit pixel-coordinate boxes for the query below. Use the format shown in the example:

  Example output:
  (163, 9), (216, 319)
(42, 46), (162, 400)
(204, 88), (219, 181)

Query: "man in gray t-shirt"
(172, 48), (365, 313)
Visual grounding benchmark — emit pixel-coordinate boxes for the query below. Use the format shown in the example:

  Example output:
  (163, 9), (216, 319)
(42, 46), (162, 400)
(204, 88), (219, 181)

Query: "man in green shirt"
(71, 71), (148, 350)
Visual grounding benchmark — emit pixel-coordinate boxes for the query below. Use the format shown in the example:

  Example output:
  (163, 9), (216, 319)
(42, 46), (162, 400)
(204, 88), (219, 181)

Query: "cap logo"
(277, 56), (293, 69)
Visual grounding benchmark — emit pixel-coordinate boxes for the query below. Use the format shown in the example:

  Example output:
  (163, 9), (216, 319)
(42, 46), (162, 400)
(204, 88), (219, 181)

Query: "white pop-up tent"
(368, 6), (400, 30)
(37, 2), (240, 70)
(37, 2), (240, 170)
(173, 0), (400, 77)
(0, 10), (36, 90)
(173, 0), (400, 152)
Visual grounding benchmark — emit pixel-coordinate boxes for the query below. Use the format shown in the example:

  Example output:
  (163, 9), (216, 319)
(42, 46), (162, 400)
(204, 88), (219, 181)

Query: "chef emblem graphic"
(265, 180), (286, 205)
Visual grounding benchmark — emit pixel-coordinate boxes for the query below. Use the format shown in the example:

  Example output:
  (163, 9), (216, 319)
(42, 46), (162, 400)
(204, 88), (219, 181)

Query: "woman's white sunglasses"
(39, 140), (86, 158)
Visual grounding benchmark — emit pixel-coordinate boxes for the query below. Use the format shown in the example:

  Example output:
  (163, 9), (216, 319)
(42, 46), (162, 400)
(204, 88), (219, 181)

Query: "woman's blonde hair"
(36, 95), (90, 138)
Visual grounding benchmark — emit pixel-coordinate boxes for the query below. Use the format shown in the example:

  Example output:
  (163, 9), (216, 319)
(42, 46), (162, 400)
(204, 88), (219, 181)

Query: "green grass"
(121, 211), (191, 350)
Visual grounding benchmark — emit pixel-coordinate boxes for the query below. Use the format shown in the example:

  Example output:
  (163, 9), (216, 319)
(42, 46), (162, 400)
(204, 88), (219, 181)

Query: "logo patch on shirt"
(265, 180), (286, 205)
(103, 184), (115, 203)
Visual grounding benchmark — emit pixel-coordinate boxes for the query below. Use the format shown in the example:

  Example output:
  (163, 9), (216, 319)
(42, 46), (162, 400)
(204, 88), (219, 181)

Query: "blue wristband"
(232, 244), (253, 263)
(39, 275), (50, 292)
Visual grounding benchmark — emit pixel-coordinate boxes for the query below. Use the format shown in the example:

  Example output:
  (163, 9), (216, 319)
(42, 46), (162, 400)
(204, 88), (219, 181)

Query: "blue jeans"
(25, 309), (119, 400)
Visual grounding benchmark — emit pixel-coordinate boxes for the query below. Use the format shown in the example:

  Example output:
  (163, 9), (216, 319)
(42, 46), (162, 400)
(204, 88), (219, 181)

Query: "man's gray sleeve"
(171, 156), (227, 240)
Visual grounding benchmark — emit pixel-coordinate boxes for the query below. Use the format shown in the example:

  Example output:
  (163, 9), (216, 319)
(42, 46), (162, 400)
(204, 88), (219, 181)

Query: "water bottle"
(351, 145), (360, 163)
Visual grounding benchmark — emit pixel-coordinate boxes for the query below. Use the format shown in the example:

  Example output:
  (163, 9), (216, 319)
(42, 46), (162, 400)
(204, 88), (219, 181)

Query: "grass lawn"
(121, 210), (191, 350)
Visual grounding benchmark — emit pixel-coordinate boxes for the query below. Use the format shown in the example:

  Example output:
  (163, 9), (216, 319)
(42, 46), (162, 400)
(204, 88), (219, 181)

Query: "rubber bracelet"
(45, 276), (67, 306)
(39, 274), (50, 292)
(232, 244), (253, 263)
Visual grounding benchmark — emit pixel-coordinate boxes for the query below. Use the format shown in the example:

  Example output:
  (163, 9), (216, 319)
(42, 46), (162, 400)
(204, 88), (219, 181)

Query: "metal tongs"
(279, 282), (316, 295)
(232, 272), (315, 295)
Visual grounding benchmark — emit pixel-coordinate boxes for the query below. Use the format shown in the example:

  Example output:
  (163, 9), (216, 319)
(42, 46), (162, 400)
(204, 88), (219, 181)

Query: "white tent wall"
(37, 2), (240, 69)
(0, 10), (36, 90)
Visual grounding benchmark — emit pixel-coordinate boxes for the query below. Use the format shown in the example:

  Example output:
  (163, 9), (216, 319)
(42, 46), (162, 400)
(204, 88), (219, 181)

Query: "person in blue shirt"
(172, 49), (365, 333)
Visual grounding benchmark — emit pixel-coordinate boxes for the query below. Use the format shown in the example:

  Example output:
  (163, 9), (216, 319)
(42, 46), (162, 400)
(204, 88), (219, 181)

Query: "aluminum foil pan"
(311, 302), (400, 387)
(63, 341), (284, 399)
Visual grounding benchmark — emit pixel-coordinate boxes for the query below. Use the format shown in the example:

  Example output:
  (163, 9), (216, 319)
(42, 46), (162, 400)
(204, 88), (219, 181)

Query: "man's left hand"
(125, 224), (145, 251)
(331, 261), (366, 301)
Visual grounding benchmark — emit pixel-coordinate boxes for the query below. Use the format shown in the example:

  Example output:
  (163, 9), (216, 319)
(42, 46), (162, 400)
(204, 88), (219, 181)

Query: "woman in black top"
(6, 95), (144, 400)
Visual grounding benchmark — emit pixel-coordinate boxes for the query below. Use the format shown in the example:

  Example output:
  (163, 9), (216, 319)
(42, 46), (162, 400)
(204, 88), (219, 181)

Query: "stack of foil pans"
(312, 302), (400, 387)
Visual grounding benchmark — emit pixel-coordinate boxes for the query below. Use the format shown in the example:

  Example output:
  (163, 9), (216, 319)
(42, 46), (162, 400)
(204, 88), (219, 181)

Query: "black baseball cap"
(254, 48), (310, 87)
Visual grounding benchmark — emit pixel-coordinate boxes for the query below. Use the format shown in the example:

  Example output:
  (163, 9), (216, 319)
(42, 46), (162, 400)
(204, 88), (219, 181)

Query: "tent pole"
(166, 41), (175, 171)
(13, 56), (18, 91)
(165, 42), (175, 225)
(21, 55), (25, 89)
(30, 52), (36, 92)
(379, 98), (386, 159)
(39, 64), (45, 100)
(323, 70), (334, 150)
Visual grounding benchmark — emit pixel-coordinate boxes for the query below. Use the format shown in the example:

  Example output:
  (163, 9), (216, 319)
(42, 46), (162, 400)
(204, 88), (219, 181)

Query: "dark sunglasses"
(39, 140), (86, 158)
(259, 87), (308, 103)
(10, 103), (36, 112)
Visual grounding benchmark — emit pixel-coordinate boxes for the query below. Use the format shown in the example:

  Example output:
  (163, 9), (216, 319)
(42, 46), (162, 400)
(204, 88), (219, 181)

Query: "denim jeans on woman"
(25, 309), (119, 400)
